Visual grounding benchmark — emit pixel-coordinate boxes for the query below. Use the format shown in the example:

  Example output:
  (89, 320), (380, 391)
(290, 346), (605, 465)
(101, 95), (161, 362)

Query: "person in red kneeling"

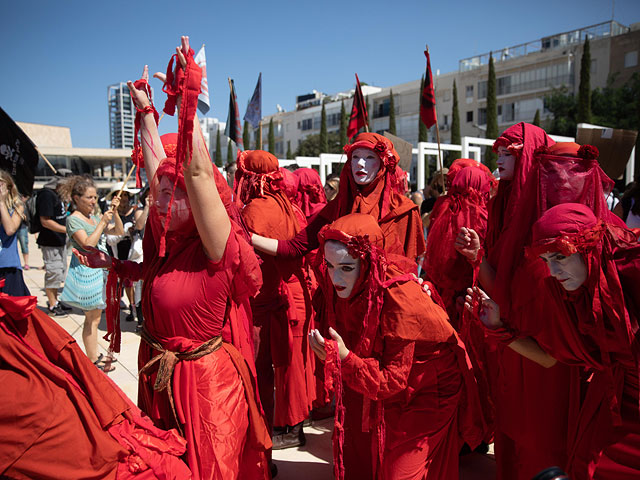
(309, 213), (484, 480)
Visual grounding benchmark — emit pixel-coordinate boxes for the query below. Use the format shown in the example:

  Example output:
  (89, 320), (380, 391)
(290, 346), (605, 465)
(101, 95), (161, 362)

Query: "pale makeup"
(496, 146), (516, 181)
(539, 251), (588, 291)
(324, 240), (362, 299)
(351, 147), (381, 185)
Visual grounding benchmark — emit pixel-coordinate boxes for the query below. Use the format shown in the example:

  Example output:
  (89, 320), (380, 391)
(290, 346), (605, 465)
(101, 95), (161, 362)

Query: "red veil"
(529, 203), (640, 478)
(294, 167), (327, 219)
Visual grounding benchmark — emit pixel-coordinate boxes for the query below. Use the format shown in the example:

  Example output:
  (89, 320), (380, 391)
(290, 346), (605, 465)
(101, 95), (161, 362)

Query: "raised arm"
(0, 186), (24, 236)
(174, 36), (230, 262)
(127, 65), (165, 182)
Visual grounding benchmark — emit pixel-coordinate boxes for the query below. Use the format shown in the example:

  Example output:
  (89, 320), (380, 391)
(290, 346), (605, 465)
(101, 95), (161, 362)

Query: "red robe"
(0, 292), (191, 480)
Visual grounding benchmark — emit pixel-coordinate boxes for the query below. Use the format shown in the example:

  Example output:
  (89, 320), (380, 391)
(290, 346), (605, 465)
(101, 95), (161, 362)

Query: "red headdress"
(279, 167), (300, 204)
(294, 167), (327, 218)
(529, 203), (640, 426)
(320, 133), (424, 260)
(235, 150), (299, 239)
(447, 158), (497, 192)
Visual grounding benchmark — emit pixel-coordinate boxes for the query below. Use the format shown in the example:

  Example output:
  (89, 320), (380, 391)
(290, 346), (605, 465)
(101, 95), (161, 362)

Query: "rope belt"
(139, 327), (222, 435)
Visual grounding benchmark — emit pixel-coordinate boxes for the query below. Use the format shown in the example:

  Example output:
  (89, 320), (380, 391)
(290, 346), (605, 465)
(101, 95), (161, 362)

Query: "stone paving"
(22, 233), (496, 479)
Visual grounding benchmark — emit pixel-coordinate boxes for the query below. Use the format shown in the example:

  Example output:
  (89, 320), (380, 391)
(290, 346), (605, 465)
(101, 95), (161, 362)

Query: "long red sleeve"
(276, 212), (329, 258)
(339, 338), (415, 401)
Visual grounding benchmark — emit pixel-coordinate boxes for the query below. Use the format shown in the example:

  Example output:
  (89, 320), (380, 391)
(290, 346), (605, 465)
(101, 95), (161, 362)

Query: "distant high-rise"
(108, 82), (136, 149)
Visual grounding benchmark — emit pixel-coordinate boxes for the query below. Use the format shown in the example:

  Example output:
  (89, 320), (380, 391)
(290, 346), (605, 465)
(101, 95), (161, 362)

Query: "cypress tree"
(268, 119), (275, 155)
(339, 100), (348, 147)
(533, 109), (541, 127)
(215, 129), (222, 167)
(320, 103), (328, 153)
(226, 138), (233, 164)
(286, 140), (292, 160)
(418, 76), (428, 143)
(485, 52), (498, 171)
(254, 126), (260, 149)
(243, 121), (250, 152)
(577, 37), (592, 124)
(447, 80), (461, 167)
(388, 90), (396, 135)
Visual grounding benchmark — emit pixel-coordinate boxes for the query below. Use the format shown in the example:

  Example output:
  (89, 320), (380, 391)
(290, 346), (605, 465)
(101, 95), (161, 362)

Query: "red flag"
(347, 73), (369, 139)
(420, 49), (437, 129)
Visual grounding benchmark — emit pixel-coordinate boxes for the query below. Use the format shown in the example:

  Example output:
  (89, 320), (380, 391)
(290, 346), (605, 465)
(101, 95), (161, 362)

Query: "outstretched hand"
(464, 286), (503, 330)
(309, 327), (350, 361)
(153, 35), (190, 86)
(126, 65), (151, 109)
(73, 247), (113, 269)
(455, 227), (482, 262)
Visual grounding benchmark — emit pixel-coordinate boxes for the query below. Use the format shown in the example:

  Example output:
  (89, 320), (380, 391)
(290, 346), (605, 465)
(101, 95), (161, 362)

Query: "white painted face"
(539, 251), (588, 291)
(351, 147), (382, 185)
(496, 146), (516, 181)
(155, 176), (192, 231)
(324, 240), (362, 299)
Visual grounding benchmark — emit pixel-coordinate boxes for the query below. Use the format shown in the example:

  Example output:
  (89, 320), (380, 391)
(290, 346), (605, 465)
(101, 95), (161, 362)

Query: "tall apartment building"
(262, 20), (639, 155)
(108, 82), (136, 149)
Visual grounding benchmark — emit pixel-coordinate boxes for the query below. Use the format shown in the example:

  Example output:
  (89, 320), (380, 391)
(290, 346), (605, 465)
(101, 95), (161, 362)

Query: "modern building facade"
(108, 82), (138, 150)
(261, 20), (639, 155)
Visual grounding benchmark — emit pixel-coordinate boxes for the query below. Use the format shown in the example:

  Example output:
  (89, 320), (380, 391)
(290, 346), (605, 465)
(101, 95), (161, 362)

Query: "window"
(497, 76), (512, 96)
(466, 85), (474, 98)
(477, 108), (487, 126)
(591, 59), (597, 74)
(502, 102), (515, 122)
(466, 111), (473, 123)
(374, 98), (391, 119)
(300, 118), (312, 131)
(478, 81), (487, 99)
(443, 114), (449, 126)
(625, 51), (638, 68)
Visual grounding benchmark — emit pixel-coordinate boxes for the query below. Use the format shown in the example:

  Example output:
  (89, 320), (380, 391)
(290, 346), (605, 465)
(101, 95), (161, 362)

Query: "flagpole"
(227, 77), (237, 152)
(427, 45), (446, 195)
(258, 123), (263, 150)
(33, 144), (58, 175)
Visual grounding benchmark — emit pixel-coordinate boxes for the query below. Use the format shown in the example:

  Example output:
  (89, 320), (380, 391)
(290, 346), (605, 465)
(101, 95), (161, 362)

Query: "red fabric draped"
(0, 291), (191, 480)
(530, 203), (640, 478)
(319, 133), (425, 261)
(294, 167), (327, 219)
(316, 213), (484, 479)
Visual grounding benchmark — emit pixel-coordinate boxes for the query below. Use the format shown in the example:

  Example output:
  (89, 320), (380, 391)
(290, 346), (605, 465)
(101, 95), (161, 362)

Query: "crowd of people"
(2, 35), (640, 480)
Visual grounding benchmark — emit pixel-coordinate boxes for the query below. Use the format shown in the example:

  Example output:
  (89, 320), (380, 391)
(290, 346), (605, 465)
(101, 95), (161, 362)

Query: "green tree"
(545, 86), (577, 137)
(214, 129), (222, 167)
(243, 121), (250, 152)
(320, 104), (328, 153)
(254, 126), (261, 149)
(268, 119), (275, 155)
(533, 109), (541, 127)
(446, 80), (461, 167)
(286, 140), (293, 159)
(339, 100), (348, 147)
(418, 76), (428, 143)
(388, 90), (396, 135)
(577, 37), (592, 124)
(226, 139), (233, 164)
(295, 132), (342, 157)
(485, 52), (498, 171)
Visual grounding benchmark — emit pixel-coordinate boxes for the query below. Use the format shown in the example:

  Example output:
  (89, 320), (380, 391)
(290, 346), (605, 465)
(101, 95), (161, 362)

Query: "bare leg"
(45, 287), (58, 307)
(82, 309), (102, 362)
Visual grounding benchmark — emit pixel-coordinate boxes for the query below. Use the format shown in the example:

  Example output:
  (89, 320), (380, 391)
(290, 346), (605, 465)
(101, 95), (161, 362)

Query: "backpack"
(25, 192), (41, 234)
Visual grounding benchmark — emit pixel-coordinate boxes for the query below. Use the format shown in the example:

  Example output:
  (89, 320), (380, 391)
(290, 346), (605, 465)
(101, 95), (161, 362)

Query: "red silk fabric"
(0, 292), (191, 480)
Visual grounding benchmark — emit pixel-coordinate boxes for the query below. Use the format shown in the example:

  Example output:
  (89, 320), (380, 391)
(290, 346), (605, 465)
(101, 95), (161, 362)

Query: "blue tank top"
(0, 214), (22, 269)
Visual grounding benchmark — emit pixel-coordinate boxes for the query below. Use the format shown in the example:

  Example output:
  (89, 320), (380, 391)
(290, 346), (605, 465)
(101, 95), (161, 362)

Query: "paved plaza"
(21, 234), (496, 479)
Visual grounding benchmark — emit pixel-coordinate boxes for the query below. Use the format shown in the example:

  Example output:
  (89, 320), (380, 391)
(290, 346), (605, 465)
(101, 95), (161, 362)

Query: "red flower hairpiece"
(578, 144), (599, 160)
(526, 221), (607, 258)
(345, 234), (371, 259)
(533, 145), (551, 157)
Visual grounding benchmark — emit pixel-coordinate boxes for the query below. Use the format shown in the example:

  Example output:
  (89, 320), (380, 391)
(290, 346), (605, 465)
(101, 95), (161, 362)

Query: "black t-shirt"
(420, 197), (437, 216)
(36, 188), (67, 247)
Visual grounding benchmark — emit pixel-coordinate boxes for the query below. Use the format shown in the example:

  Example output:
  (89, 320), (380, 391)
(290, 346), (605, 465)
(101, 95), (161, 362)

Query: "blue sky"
(1, 0), (638, 148)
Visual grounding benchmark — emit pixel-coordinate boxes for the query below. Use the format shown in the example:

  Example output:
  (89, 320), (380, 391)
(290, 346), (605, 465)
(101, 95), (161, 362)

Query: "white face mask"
(496, 146), (516, 181)
(351, 147), (382, 185)
(324, 240), (362, 298)
(539, 251), (588, 291)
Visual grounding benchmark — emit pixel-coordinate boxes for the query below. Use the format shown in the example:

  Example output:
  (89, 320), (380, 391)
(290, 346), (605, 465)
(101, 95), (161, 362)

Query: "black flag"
(0, 107), (39, 195)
